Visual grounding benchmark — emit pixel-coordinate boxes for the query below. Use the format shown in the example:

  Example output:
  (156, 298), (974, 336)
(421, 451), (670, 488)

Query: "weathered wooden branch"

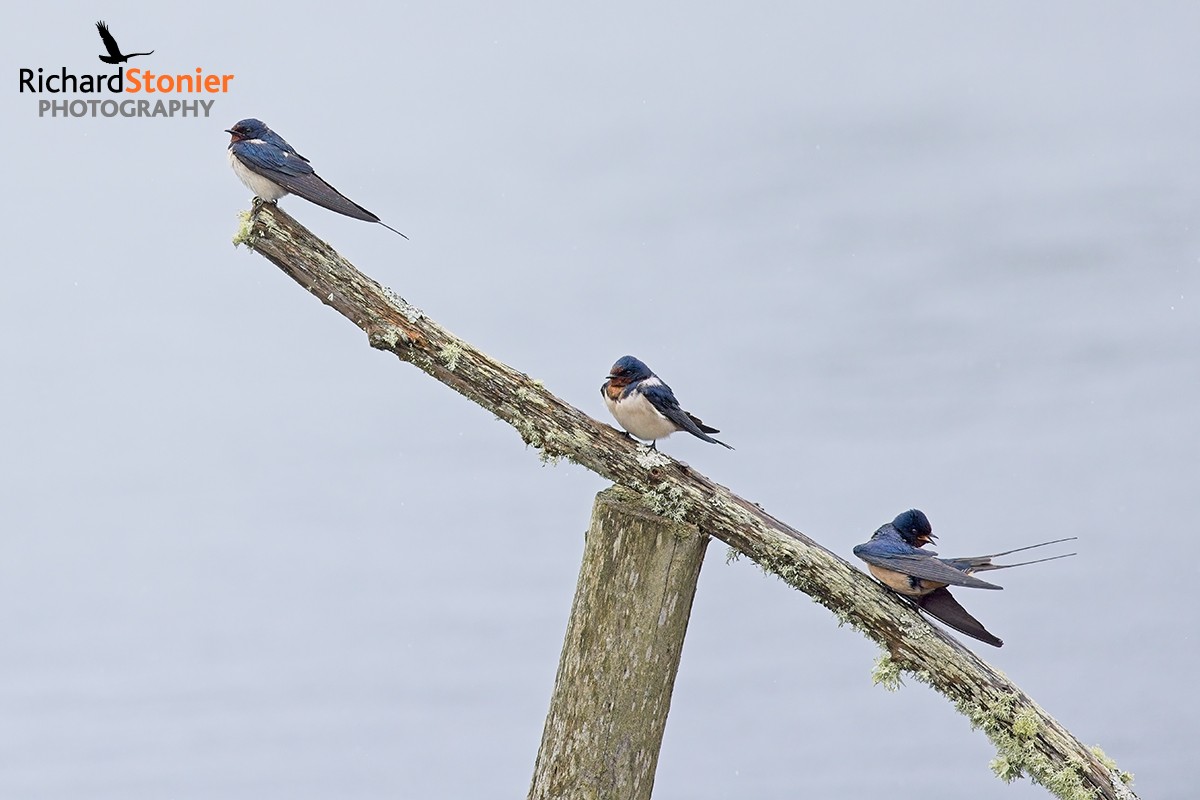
(528, 486), (708, 800)
(233, 203), (1137, 800)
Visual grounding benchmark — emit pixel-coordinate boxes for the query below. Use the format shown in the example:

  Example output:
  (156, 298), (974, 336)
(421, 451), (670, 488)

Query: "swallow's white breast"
(229, 149), (289, 201)
(606, 383), (678, 443)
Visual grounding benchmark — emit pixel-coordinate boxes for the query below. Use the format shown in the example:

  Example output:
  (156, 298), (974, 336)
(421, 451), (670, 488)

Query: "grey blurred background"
(3, 2), (1197, 797)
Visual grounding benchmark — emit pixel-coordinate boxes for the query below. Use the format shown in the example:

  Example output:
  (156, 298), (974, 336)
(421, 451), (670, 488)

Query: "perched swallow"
(601, 355), (733, 450)
(853, 509), (1076, 647)
(226, 118), (407, 237)
(95, 21), (154, 64)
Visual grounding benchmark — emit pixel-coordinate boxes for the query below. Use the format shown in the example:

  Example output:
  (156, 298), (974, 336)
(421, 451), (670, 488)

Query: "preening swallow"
(95, 21), (154, 64)
(226, 118), (407, 237)
(852, 509), (1076, 647)
(601, 355), (732, 450)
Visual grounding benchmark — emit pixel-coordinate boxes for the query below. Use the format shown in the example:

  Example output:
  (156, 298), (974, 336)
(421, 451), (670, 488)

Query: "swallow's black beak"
(224, 128), (234, 134)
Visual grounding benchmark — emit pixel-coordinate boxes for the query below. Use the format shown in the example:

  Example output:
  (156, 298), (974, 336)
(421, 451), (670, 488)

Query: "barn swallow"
(226, 118), (407, 237)
(852, 509), (1076, 647)
(601, 355), (733, 450)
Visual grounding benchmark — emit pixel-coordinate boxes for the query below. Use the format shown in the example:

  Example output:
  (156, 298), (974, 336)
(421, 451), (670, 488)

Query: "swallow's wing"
(260, 129), (309, 162)
(233, 141), (381, 223)
(96, 21), (122, 58)
(278, 172), (383, 222)
(641, 382), (733, 449)
(853, 541), (1003, 590)
(915, 588), (1003, 647)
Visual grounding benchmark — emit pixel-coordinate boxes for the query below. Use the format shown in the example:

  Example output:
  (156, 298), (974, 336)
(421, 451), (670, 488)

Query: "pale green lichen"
(725, 546), (742, 564)
(871, 651), (903, 691)
(707, 495), (733, 512)
(829, 605), (854, 628)
(1012, 708), (1041, 739)
(910, 668), (935, 687)
(896, 612), (933, 641)
(962, 691), (1017, 731)
(754, 548), (859, 629)
(501, 415), (566, 467)
(638, 483), (689, 522)
(634, 447), (672, 469)
(757, 553), (803, 587)
(958, 694), (1102, 800)
(381, 287), (424, 323)
(1041, 765), (1091, 800)
(512, 415), (544, 449)
(514, 385), (548, 408)
(370, 328), (405, 349)
(232, 210), (255, 247)
(439, 342), (464, 371)
(1088, 746), (1116, 770)
(744, 539), (887, 639)
(1090, 746), (1135, 787)
(535, 431), (565, 466)
(990, 755), (1024, 783)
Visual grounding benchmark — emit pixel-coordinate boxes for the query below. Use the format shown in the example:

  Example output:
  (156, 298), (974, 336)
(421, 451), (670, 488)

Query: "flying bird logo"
(95, 21), (154, 64)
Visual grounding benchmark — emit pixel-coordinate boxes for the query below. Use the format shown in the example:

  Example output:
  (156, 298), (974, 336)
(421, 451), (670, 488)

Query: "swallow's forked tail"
(948, 537), (1078, 574)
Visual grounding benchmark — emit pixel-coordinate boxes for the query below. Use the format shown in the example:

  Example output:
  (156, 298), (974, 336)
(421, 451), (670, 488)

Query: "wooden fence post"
(528, 485), (709, 800)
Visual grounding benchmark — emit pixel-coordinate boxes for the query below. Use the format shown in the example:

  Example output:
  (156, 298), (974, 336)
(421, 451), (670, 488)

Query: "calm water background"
(3, 3), (1197, 798)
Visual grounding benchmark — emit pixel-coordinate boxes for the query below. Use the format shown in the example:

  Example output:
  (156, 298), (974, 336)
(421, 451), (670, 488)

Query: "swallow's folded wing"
(641, 383), (733, 449)
(266, 171), (382, 222)
(854, 544), (1003, 590)
(234, 142), (380, 223)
